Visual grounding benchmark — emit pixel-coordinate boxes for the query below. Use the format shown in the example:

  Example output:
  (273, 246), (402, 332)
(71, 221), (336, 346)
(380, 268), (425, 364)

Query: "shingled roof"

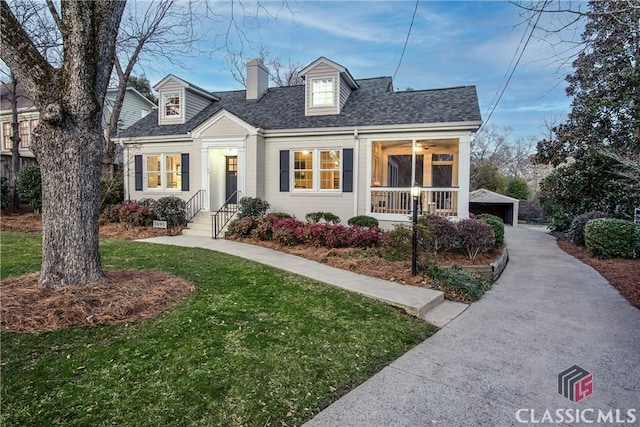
(119, 77), (481, 138)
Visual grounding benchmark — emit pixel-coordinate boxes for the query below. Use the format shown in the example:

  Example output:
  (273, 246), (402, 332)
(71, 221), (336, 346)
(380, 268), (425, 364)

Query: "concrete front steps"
(181, 211), (214, 237)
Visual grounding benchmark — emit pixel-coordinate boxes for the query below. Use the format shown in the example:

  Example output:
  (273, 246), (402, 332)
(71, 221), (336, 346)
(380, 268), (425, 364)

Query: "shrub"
(305, 211), (341, 224)
(16, 166), (41, 212)
(251, 215), (276, 241)
(227, 216), (257, 237)
(1, 177), (9, 212)
(321, 224), (352, 248)
(417, 214), (459, 253)
(456, 219), (495, 260)
(237, 197), (270, 218)
(269, 212), (292, 219)
(272, 218), (306, 246)
(155, 196), (187, 227)
(585, 218), (639, 259)
(547, 212), (573, 233)
(100, 204), (122, 223)
(477, 214), (505, 248)
(119, 202), (155, 227)
(347, 215), (379, 227)
(100, 179), (124, 209)
(350, 226), (387, 248)
(137, 198), (157, 208)
(568, 211), (607, 246)
(429, 266), (491, 302)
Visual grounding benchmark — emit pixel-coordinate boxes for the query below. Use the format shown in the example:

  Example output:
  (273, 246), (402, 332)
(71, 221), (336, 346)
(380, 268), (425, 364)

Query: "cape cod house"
(117, 57), (482, 236)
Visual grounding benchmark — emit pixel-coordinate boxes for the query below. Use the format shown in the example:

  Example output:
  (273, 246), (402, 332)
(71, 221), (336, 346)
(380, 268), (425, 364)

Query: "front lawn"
(0, 232), (434, 426)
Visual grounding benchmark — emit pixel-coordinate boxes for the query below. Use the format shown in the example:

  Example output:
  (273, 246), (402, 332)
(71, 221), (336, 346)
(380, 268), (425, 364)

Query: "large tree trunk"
(34, 114), (106, 287)
(1, 0), (126, 288)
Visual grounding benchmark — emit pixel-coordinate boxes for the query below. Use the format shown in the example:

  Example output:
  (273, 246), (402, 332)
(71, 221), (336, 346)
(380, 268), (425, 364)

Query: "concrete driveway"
(304, 226), (640, 426)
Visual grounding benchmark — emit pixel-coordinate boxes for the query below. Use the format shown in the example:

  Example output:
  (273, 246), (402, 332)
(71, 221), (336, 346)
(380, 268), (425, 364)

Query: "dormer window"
(312, 78), (334, 106)
(162, 92), (182, 118)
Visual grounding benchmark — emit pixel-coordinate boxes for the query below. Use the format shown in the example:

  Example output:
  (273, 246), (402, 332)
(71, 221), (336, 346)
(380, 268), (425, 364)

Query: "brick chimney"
(246, 58), (269, 100)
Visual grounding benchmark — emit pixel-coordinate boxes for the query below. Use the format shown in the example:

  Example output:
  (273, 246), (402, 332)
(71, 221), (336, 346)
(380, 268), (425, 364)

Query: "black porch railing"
(184, 189), (206, 223)
(212, 191), (238, 239)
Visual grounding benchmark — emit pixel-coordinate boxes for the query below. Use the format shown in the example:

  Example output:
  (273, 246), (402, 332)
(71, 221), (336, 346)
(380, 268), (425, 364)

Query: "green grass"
(0, 232), (434, 426)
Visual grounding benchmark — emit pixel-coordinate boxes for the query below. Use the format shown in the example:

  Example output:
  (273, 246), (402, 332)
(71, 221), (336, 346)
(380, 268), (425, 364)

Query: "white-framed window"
(18, 119), (38, 149)
(162, 92), (182, 118)
(2, 122), (11, 150)
(145, 153), (181, 190)
(292, 149), (341, 192)
(311, 78), (334, 106)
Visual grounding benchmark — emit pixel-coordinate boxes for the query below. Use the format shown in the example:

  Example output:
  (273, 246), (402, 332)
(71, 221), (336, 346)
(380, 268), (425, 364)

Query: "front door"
(225, 156), (238, 203)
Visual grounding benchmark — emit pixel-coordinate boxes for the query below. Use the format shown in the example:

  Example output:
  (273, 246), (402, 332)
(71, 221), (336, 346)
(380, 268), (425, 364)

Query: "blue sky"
(141, 1), (576, 141)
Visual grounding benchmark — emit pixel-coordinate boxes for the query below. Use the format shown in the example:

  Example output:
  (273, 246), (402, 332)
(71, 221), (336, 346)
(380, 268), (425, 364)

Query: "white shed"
(469, 189), (520, 227)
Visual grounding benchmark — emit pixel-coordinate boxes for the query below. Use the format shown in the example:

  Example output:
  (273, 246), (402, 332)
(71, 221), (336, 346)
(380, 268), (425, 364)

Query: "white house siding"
(263, 134), (356, 223)
(114, 92), (154, 129)
(199, 116), (247, 137)
(185, 90), (211, 122)
(156, 80), (185, 125)
(123, 140), (201, 204)
(304, 63), (340, 116)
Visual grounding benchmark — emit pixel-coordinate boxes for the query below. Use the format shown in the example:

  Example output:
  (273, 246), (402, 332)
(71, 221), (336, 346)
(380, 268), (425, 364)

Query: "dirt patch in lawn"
(1, 212), (167, 240)
(1, 270), (195, 333)
(557, 240), (640, 309)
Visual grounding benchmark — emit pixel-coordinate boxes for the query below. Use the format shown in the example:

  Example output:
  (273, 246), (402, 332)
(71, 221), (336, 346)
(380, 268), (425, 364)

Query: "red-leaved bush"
(456, 219), (495, 260)
(226, 214), (387, 249)
(119, 202), (155, 227)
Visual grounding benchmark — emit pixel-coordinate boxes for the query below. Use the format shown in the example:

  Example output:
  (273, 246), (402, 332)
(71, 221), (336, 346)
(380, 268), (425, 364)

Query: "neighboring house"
(117, 57), (482, 232)
(0, 84), (156, 178)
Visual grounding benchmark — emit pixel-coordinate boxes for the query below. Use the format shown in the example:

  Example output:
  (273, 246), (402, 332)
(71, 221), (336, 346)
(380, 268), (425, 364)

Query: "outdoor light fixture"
(411, 183), (420, 276)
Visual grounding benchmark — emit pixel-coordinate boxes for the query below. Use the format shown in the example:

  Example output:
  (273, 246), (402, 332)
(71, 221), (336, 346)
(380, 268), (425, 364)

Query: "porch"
(366, 137), (469, 220)
(370, 187), (459, 217)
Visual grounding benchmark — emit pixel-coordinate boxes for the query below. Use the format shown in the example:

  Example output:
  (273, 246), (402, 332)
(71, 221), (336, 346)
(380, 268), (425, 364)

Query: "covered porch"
(366, 138), (470, 221)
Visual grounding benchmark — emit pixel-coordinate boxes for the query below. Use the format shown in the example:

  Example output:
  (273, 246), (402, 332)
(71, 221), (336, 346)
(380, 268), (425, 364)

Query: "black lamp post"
(410, 183), (420, 276)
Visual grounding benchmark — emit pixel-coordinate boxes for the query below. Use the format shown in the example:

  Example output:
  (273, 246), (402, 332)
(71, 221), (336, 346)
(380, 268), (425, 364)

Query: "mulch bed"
(1, 212), (167, 240)
(557, 240), (640, 309)
(1, 270), (195, 333)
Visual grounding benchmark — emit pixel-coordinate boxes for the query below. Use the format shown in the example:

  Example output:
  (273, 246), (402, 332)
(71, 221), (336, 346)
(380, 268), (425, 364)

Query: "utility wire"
(478, 0), (548, 133)
(393, 0), (419, 82)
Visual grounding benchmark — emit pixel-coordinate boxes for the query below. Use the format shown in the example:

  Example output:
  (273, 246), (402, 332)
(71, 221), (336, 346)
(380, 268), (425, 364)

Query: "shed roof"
(469, 189), (520, 204)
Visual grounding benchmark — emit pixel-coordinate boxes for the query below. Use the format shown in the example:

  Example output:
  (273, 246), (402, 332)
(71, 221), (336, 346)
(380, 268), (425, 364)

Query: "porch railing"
(370, 187), (459, 217)
(185, 189), (206, 223)
(212, 191), (239, 239)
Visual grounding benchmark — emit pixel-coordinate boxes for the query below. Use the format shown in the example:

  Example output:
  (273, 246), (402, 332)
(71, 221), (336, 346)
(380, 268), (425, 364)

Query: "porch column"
(457, 134), (471, 218)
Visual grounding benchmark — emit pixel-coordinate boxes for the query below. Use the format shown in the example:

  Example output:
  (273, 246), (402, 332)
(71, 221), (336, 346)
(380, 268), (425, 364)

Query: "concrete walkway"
(303, 226), (640, 426)
(139, 235), (467, 327)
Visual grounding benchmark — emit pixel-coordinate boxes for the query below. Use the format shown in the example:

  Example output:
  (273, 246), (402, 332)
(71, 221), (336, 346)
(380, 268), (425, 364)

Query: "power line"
(393, 0), (419, 82)
(478, 0), (548, 134)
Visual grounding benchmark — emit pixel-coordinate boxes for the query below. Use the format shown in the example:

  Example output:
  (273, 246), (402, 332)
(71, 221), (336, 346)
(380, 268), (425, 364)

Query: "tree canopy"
(535, 0), (640, 222)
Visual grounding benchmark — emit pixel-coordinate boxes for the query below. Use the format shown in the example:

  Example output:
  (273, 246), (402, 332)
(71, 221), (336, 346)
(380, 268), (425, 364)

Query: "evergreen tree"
(536, 0), (640, 220)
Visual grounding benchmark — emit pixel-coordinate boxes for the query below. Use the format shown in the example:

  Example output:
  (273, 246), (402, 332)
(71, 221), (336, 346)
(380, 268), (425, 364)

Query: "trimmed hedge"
(155, 196), (187, 227)
(585, 218), (639, 259)
(347, 215), (379, 227)
(237, 197), (270, 219)
(16, 166), (41, 212)
(478, 214), (504, 248)
(417, 214), (459, 253)
(568, 211), (607, 246)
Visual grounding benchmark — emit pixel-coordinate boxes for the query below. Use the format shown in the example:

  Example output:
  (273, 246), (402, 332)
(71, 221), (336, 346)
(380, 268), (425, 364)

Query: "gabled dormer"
(300, 57), (359, 117)
(153, 74), (219, 125)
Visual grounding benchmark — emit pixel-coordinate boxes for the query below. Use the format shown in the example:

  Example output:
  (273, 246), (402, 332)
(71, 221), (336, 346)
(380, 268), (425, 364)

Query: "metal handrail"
(212, 191), (239, 239)
(184, 189), (205, 223)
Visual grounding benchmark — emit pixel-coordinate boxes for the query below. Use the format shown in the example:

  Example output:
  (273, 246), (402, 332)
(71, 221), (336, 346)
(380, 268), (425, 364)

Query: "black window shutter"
(279, 150), (289, 192)
(181, 153), (189, 191)
(134, 155), (143, 191)
(343, 148), (353, 192)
